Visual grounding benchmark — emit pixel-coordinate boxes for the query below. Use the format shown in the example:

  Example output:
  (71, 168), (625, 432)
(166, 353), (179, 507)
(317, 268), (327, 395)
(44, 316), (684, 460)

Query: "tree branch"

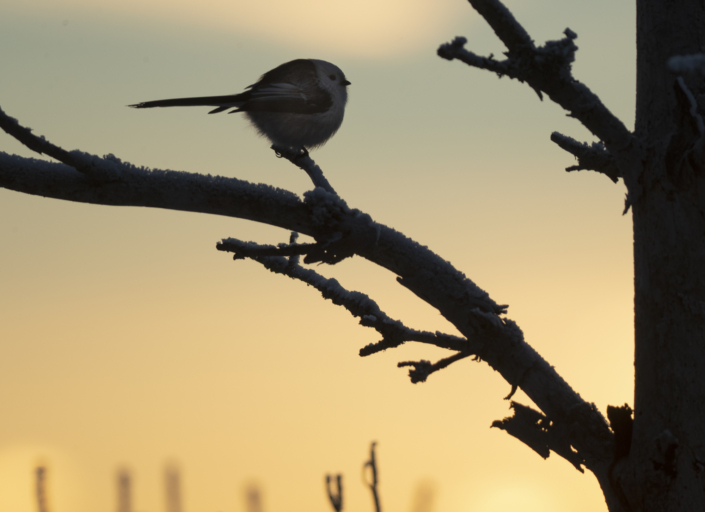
(464, 0), (533, 51)
(398, 351), (473, 384)
(325, 474), (343, 512)
(550, 132), (621, 182)
(0, 106), (122, 181)
(217, 237), (476, 365)
(438, 0), (642, 185)
(1, 108), (614, 484)
(492, 401), (585, 472)
(363, 442), (382, 512)
(271, 144), (338, 195)
(0, 150), (314, 232)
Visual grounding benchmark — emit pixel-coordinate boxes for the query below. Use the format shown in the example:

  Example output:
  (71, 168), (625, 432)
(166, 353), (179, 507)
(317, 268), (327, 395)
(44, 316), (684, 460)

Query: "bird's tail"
(129, 94), (247, 114)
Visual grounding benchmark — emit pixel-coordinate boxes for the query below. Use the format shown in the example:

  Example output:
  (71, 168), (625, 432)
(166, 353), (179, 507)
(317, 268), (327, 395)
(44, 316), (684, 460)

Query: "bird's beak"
(343, 80), (351, 86)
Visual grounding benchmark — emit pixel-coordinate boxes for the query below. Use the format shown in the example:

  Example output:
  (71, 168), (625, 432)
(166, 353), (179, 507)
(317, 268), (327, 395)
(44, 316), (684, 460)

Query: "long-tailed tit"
(130, 59), (350, 152)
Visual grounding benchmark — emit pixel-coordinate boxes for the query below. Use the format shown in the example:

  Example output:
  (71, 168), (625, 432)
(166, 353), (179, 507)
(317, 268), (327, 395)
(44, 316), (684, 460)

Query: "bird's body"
(130, 59), (350, 151)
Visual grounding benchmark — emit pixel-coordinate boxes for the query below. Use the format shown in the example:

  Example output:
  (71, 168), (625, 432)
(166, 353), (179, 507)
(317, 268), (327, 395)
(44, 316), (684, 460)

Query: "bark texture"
(621, 0), (705, 509)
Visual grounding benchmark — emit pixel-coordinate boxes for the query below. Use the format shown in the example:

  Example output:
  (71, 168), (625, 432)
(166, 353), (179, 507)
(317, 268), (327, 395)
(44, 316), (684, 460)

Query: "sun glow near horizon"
(1, 0), (635, 511)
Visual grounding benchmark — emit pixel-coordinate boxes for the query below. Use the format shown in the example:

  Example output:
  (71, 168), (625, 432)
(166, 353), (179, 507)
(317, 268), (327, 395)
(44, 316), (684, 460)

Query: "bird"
(129, 59), (350, 153)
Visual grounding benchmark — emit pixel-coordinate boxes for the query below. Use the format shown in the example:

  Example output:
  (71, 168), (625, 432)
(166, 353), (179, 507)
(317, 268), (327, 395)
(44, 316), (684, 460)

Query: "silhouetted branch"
(164, 464), (183, 512)
(0, 107), (122, 181)
(326, 474), (344, 512)
(218, 237), (477, 371)
(116, 468), (133, 512)
(35, 466), (49, 512)
(606, 404), (634, 512)
(245, 484), (264, 512)
(398, 351), (474, 383)
(551, 132), (621, 182)
(492, 402), (585, 472)
(438, 0), (643, 189)
(1, 107), (615, 486)
(363, 443), (382, 512)
(271, 144), (337, 195)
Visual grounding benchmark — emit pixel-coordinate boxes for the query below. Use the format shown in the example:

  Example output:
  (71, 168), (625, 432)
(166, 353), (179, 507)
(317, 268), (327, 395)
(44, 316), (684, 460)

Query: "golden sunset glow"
(1, 0), (635, 511)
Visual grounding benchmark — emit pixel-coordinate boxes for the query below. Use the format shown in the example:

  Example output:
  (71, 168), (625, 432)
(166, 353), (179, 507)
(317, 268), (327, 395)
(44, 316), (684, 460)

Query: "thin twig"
(0, 106), (121, 180)
(164, 464), (183, 512)
(117, 469), (132, 512)
(363, 443), (382, 512)
(398, 351), (474, 383)
(550, 132), (620, 182)
(272, 144), (337, 195)
(326, 474), (344, 512)
(217, 238), (479, 378)
(35, 466), (49, 512)
(245, 484), (264, 512)
(439, 0), (640, 172)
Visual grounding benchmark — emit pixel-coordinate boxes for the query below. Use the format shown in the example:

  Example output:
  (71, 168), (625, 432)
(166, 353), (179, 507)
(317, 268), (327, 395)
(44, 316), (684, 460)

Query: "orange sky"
(0, 1), (635, 511)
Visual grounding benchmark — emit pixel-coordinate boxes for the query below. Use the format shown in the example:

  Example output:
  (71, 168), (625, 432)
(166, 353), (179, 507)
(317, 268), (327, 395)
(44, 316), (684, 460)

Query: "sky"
(0, 0), (636, 511)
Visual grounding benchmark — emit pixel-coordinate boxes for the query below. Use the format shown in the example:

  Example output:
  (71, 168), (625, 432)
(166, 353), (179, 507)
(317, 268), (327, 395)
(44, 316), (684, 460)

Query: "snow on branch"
(0, 106), (123, 181)
(217, 236), (480, 382)
(438, 0), (639, 170)
(0, 149), (316, 232)
(1, 107), (614, 477)
(271, 144), (337, 195)
(438, 37), (518, 79)
(398, 351), (473, 384)
(550, 132), (620, 182)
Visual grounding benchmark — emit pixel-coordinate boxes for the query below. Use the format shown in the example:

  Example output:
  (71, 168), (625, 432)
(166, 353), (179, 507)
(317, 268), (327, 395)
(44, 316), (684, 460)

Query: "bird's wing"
(129, 93), (248, 114)
(233, 82), (332, 115)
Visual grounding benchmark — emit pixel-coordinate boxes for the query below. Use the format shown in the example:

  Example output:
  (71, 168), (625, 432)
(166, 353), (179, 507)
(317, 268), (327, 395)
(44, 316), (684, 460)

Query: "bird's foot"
(271, 145), (308, 160)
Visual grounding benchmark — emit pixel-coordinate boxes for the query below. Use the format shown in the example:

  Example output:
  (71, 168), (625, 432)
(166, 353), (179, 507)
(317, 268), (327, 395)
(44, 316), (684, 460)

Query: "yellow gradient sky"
(1, 1), (635, 511)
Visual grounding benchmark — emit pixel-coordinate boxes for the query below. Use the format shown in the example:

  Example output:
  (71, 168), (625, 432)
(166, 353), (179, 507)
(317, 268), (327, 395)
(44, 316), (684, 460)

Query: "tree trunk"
(623, 0), (705, 508)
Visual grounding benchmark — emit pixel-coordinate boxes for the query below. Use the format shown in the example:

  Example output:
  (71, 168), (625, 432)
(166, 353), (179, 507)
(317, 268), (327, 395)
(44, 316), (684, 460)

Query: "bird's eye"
(328, 74), (336, 81)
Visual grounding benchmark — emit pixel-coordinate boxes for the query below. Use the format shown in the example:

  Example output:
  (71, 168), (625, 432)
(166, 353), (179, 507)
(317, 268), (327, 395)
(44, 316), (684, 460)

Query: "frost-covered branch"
(218, 229), (371, 266)
(271, 144), (337, 195)
(398, 351), (473, 384)
(0, 106), (123, 181)
(0, 150), (316, 232)
(550, 132), (621, 182)
(437, 37), (518, 79)
(438, 0), (641, 181)
(217, 237), (478, 372)
(1, 108), (615, 485)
